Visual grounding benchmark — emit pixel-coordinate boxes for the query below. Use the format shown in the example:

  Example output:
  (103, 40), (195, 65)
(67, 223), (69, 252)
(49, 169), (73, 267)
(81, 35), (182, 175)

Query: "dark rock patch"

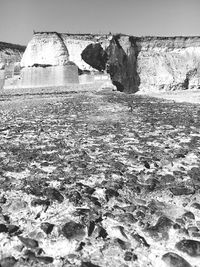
(81, 43), (108, 71)
(162, 252), (192, 267)
(176, 239), (200, 256)
(62, 221), (85, 240)
(0, 256), (17, 267)
(18, 236), (39, 248)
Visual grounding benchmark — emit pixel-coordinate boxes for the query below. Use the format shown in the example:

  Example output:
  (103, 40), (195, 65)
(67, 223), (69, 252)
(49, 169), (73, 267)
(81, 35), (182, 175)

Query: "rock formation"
(20, 32), (69, 67)
(0, 42), (25, 65)
(3, 32), (200, 92)
(18, 32), (79, 88)
(0, 42), (25, 89)
(137, 36), (200, 92)
(81, 43), (107, 71)
(105, 35), (139, 93)
(62, 34), (109, 72)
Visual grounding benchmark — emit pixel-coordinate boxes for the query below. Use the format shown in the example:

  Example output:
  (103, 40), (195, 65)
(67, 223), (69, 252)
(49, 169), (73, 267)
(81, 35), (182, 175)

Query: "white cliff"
(20, 32), (69, 67)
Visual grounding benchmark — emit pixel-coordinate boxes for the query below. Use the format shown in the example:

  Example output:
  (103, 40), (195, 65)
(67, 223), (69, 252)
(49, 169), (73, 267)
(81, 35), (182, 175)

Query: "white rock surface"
(20, 32), (69, 67)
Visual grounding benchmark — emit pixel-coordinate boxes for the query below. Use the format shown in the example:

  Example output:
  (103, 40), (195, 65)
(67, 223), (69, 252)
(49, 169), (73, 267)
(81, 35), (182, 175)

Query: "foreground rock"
(162, 252), (192, 267)
(175, 239), (200, 257)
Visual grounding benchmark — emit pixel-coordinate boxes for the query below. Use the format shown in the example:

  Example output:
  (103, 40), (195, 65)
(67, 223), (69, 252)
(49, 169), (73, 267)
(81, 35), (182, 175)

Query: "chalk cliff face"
(20, 32), (69, 67)
(137, 37), (200, 91)
(82, 35), (200, 92)
(20, 32), (200, 92)
(0, 42), (25, 66)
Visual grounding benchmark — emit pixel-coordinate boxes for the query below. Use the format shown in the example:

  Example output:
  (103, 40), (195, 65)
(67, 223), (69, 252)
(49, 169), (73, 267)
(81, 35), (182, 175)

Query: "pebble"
(131, 233), (150, 248)
(135, 210), (145, 219)
(18, 236), (39, 248)
(31, 198), (50, 207)
(143, 161), (150, 169)
(187, 226), (199, 233)
(88, 220), (95, 237)
(176, 239), (200, 256)
(105, 188), (119, 201)
(0, 195), (7, 204)
(40, 222), (54, 234)
(116, 213), (137, 224)
(7, 224), (20, 235)
(43, 187), (64, 203)
(182, 211), (195, 220)
(96, 226), (108, 239)
(173, 223), (181, 230)
(114, 238), (130, 250)
(162, 252), (192, 267)
(36, 256), (54, 264)
(124, 251), (133, 261)
(0, 256), (17, 267)
(81, 262), (100, 267)
(0, 223), (8, 233)
(191, 202), (200, 210)
(145, 216), (174, 240)
(147, 216), (173, 232)
(62, 221), (85, 240)
(169, 187), (195, 196)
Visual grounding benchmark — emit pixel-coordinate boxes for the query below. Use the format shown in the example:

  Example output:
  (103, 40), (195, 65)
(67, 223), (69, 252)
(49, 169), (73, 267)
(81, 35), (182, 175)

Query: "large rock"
(162, 252), (192, 267)
(21, 32), (69, 67)
(175, 239), (200, 257)
(18, 32), (200, 93)
(81, 43), (108, 71)
(106, 35), (139, 93)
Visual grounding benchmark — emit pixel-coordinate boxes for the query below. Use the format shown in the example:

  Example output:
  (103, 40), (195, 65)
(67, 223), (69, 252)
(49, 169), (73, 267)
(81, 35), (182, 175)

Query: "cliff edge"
(19, 32), (200, 93)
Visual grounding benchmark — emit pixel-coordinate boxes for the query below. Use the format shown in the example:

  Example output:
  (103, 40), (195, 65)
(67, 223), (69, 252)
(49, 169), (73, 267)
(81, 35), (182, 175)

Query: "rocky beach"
(0, 88), (200, 267)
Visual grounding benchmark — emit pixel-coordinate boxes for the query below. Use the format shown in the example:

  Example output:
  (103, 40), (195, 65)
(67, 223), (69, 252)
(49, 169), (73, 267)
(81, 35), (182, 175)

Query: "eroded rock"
(162, 252), (192, 267)
(81, 43), (107, 71)
(62, 221), (85, 240)
(175, 239), (200, 256)
(106, 35), (139, 93)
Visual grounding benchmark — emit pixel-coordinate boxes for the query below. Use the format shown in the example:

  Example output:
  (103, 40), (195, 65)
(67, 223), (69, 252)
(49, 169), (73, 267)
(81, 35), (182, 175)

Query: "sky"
(0, 0), (200, 45)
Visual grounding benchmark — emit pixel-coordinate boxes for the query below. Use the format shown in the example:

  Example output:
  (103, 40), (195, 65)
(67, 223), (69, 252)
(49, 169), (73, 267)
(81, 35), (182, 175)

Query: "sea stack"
(19, 32), (79, 88)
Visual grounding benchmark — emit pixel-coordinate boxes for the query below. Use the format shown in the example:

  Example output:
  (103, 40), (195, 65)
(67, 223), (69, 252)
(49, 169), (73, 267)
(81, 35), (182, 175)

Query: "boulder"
(81, 43), (107, 71)
(105, 35), (139, 93)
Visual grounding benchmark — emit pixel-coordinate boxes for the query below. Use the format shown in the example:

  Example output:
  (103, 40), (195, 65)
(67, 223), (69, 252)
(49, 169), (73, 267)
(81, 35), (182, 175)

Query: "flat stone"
(43, 187), (64, 203)
(0, 223), (8, 233)
(7, 225), (20, 235)
(62, 221), (85, 240)
(145, 216), (173, 239)
(175, 239), (200, 256)
(40, 222), (54, 234)
(0, 256), (17, 267)
(169, 187), (195, 196)
(18, 236), (39, 248)
(81, 262), (100, 267)
(182, 211), (195, 220)
(191, 202), (200, 210)
(31, 198), (50, 207)
(124, 251), (134, 261)
(162, 252), (192, 267)
(36, 256), (54, 264)
(148, 216), (173, 232)
(131, 233), (150, 248)
(187, 226), (199, 233)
